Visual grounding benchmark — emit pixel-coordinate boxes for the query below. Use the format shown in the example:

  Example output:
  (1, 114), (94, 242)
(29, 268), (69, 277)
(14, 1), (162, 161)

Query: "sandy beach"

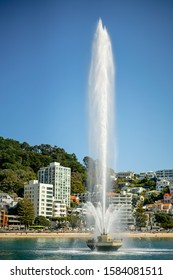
(123, 231), (173, 238)
(0, 231), (173, 239)
(0, 232), (91, 239)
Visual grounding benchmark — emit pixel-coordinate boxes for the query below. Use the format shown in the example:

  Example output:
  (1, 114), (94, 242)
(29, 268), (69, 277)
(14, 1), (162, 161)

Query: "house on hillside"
(70, 195), (80, 204)
(156, 179), (170, 192)
(146, 202), (172, 214)
(163, 193), (171, 203)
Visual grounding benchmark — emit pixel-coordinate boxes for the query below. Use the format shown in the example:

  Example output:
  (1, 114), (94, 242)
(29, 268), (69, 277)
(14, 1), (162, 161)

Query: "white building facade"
(24, 180), (53, 218)
(108, 191), (134, 229)
(38, 162), (71, 207)
(139, 171), (156, 180)
(156, 179), (170, 192)
(0, 193), (15, 207)
(53, 199), (67, 217)
(115, 171), (134, 180)
(156, 169), (173, 182)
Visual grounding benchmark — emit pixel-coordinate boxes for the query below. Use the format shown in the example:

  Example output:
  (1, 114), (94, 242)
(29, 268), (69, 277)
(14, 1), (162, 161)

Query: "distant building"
(156, 169), (173, 182)
(38, 162), (71, 207)
(70, 195), (80, 204)
(156, 179), (170, 192)
(53, 199), (67, 217)
(74, 193), (87, 203)
(147, 171), (156, 179)
(115, 171), (134, 180)
(147, 202), (172, 214)
(70, 207), (86, 216)
(121, 186), (131, 192)
(163, 193), (171, 203)
(73, 191), (102, 204)
(129, 187), (146, 194)
(7, 215), (22, 229)
(0, 207), (22, 229)
(138, 172), (147, 180)
(108, 191), (134, 229)
(139, 171), (156, 180)
(0, 193), (13, 204)
(24, 180), (53, 218)
(0, 193), (17, 207)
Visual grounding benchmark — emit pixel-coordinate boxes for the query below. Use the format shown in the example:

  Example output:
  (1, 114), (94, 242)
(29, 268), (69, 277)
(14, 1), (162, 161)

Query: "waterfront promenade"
(0, 231), (173, 239)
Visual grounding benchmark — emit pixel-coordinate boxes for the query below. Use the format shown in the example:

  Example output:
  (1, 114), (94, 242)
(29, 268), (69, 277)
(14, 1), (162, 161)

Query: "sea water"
(0, 238), (173, 260)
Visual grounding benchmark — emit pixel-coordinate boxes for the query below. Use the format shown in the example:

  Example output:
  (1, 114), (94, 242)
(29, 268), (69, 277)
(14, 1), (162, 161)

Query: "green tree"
(155, 213), (173, 229)
(50, 216), (68, 229)
(67, 215), (80, 228)
(83, 156), (97, 191)
(147, 179), (156, 190)
(17, 198), (35, 229)
(0, 136), (86, 195)
(34, 216), (50, 227)
(71, 172), (85, 194)
(0, 168), (35, 195)
(134, 202), (147, 230)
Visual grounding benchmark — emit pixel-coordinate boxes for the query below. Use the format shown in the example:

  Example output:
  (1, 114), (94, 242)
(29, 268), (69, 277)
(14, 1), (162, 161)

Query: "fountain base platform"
(87, 233), (123, 251)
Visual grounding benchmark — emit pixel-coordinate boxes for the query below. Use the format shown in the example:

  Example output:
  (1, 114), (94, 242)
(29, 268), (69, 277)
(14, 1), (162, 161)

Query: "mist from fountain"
(86, 19), (118, 237)
(85, 202), (122, 238)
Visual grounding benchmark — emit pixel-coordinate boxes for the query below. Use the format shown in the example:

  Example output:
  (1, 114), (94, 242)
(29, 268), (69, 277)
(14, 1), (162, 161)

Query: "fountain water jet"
(85, 19), (122, 250)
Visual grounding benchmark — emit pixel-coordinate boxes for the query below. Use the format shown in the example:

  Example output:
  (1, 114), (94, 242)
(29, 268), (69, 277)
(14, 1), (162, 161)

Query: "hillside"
(0, 136), (86, 196)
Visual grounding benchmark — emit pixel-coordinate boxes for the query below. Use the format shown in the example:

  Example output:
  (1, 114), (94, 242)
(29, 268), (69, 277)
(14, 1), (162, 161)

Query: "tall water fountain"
(86, 19), (122, 250)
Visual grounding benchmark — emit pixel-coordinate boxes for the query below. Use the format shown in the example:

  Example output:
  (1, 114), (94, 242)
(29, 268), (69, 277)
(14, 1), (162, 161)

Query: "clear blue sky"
(0, 0), (173, 173)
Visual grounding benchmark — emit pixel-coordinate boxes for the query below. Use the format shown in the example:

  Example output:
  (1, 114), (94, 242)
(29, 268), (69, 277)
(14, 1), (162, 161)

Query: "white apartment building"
(156, 169), (173, 182)
(147, 171), (156, 179)
(115, 171), (134, 180)
(108, 191), (134, 229)
(24, 180), (53, 218)
(138, 172), (147, 180)
(139, 171), (156, 180)
(129, 187), (146, 194)
(38, 162), (71, 207)
(53, 199), (67, 217)
(0, 193), (15, 206)
(156, 179), (170, 192)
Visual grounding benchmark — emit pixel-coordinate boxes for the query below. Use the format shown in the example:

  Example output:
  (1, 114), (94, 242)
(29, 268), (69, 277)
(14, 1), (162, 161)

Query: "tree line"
(0, 136), (86, 196)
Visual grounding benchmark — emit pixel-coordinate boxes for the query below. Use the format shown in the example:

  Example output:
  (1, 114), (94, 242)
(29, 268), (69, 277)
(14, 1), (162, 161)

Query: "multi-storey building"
(0, 207), (22, 229)
(108, 191), (134, 229)
(53, 199), (67, 217)
(139, 171), (156, 180)
(156, 169), (173, 182)
(115, 171), (134, 180)
(38, 162), (71, 207)
(156, 179), (170, 192)
(24, 180), (53, 218)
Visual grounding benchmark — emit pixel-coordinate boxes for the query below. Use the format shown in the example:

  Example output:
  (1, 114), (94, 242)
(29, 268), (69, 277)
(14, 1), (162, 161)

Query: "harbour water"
(0, 237), (173, 260)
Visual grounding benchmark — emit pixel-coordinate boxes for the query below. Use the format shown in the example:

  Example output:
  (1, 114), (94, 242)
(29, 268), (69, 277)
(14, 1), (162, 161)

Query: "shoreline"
(0, 231), (173, 239)
(0, 232), (91, 239)
(123, 231), (173, 238)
